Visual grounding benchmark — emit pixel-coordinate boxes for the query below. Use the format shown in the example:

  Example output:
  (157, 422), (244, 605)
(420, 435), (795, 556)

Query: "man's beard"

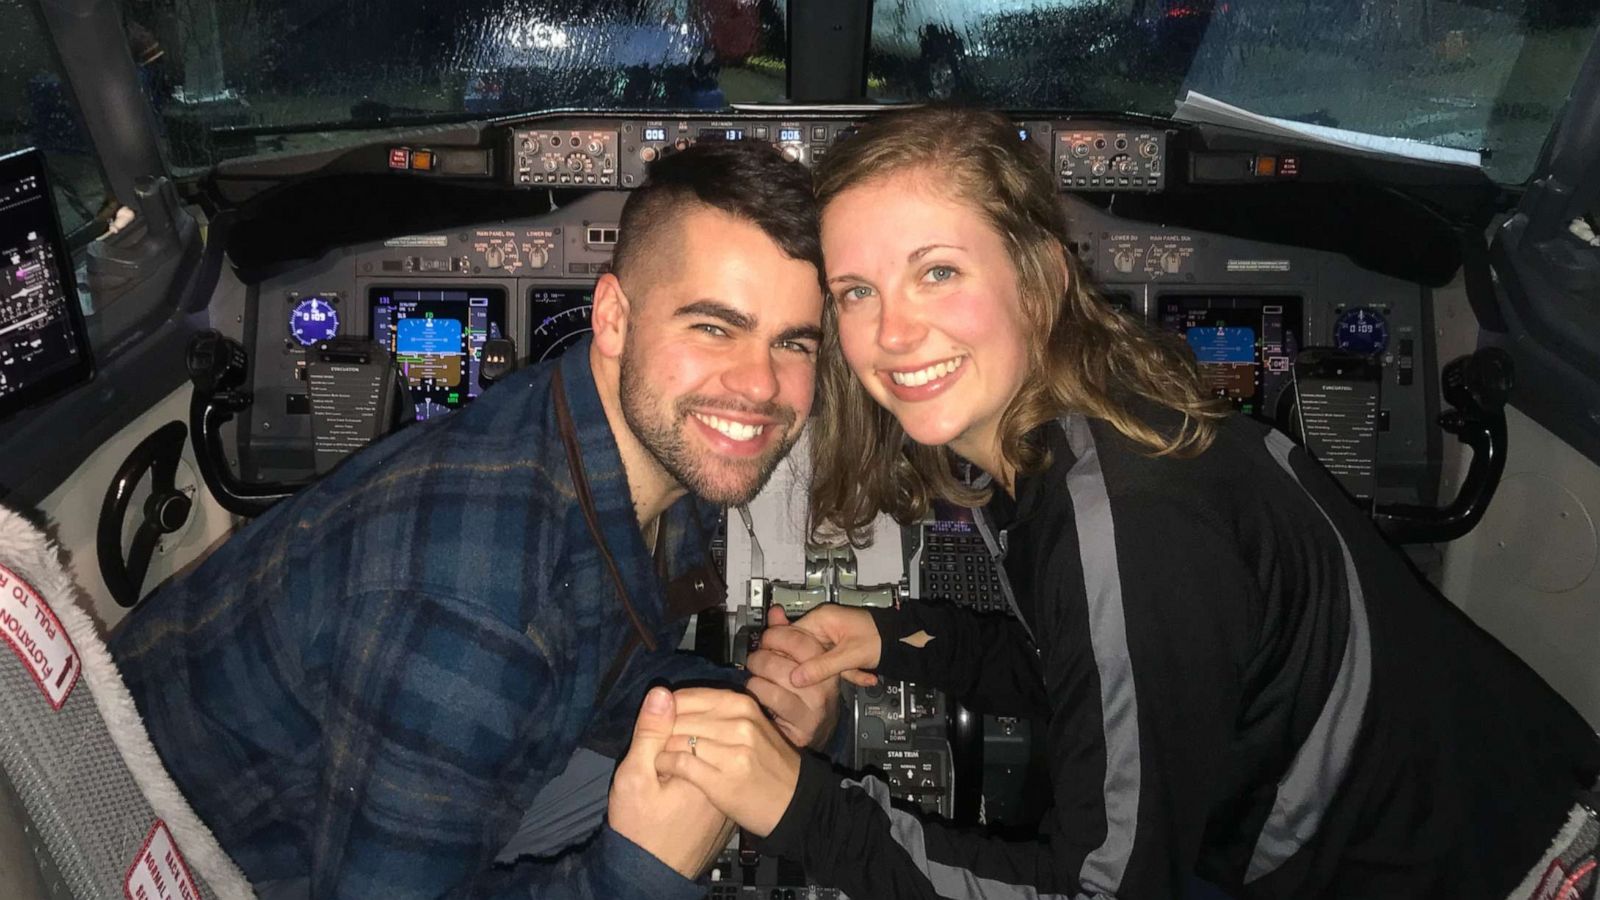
(619, 346), (800, 507)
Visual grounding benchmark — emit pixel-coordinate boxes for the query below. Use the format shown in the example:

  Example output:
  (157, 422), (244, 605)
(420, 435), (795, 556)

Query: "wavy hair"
(809, 107), (1228, 545)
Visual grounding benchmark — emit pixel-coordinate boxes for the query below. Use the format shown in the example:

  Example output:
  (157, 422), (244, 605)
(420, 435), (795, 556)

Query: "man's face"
(618, 206), (823, 506)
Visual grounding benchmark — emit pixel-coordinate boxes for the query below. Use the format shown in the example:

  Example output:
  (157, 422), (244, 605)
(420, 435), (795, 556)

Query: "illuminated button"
(1253, 155), (1277, 177)
(410, 150), (435, 171)
(1280, 155), (1301, 176)
(388, 148), (410, 169)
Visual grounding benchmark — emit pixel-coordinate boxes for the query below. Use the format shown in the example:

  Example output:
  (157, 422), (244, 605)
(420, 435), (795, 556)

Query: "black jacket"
(764, 412), (1600, 899)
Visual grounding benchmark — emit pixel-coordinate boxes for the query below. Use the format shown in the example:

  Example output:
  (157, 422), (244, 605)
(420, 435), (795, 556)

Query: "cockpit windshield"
(3, 0), (1597, 203)
(108, 0), (790, 169)
(868, 0), (1600, 183)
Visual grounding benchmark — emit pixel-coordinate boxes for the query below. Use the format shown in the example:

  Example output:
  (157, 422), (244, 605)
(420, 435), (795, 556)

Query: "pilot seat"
(0, 503), (253, 899)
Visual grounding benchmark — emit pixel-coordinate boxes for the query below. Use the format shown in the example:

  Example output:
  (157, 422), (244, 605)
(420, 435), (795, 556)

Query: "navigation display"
(0, 148), (93, 422)
(368, 286), (507, 421)
(527, 286), (593, 363)
(1159, 294), (1302, 419)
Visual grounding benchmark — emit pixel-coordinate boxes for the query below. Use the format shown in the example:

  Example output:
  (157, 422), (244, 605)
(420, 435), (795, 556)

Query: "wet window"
(0, 0), (113, 235)
(868, 0), (1600, 183)
(122, 0), (788, 170)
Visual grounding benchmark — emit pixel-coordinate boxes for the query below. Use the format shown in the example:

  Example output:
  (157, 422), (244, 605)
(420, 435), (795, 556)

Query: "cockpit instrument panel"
(369, 286), (508, 421)
(527, 287), (593, 363)
(512, 129), (619, 187)
(231, 116), (1439, 511)
(1334, 306), (1390, 356)
(1159, 294), (1303, 419)
(495, 115), (1170, 194)
(0, 148), (93, 422)
(288, 295), (340, 347)
(1055, 127), (1167, 192)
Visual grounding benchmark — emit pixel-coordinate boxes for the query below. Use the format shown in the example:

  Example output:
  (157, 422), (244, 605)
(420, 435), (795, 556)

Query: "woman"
(656, 107), (1600, 899)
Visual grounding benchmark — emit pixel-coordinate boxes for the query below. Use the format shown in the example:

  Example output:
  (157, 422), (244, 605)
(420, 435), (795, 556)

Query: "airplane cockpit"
(4, 0), (1600, 897)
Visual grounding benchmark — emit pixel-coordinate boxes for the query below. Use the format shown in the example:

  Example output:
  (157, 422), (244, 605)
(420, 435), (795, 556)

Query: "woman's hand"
(657, 687), (803, 837)
(745, 606), (841, 749)
(608, 687), (735, 878)
(782, 603), (884, 689)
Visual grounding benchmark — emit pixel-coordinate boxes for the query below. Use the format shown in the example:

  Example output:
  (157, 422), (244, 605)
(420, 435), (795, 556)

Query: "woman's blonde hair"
(809, 106), (1228, 544)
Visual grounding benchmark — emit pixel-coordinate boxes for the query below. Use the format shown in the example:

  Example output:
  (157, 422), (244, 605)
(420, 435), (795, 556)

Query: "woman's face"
(822, 170), (1033, 474)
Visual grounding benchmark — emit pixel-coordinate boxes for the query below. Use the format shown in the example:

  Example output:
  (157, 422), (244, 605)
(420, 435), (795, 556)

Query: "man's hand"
(747, 606), (841, 749)
(657, 688), (804, 837)
(781, 604), (883, 689)
(608, 687), (734, 878)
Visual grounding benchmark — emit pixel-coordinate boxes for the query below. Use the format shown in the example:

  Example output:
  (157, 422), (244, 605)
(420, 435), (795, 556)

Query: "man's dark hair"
(611, 140), (822, 285)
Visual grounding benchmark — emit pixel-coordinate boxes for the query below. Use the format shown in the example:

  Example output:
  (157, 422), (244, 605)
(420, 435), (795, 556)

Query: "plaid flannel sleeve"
(312, 587), (705, 900)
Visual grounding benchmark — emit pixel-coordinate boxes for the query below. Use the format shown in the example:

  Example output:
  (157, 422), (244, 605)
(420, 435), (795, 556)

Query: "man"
(110, 139), (840, 899)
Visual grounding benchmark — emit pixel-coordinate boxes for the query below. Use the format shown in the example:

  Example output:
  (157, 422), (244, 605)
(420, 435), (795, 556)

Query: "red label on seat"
(0, 563), (79, 710)
(124, 820), (201, 900)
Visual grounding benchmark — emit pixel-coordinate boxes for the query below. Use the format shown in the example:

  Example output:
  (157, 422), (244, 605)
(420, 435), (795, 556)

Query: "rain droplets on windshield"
(869, 0), (1600, 182)
(118, 0), (788, 168)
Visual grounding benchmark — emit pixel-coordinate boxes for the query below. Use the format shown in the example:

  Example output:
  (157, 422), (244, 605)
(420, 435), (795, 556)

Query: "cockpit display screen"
(527, 286), (594, 363)
(369, 286), (507, 421)
(1159, 294), (1302, 419)
(0, 148), (93, 422)
(929, 500), (977, 534)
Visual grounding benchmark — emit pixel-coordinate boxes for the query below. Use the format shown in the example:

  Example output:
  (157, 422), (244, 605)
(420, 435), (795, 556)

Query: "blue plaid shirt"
(112, 340), (737, 899)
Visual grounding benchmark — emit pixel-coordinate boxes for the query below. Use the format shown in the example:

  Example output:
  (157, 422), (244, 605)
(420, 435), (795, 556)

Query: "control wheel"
(97, 421), (195, 608)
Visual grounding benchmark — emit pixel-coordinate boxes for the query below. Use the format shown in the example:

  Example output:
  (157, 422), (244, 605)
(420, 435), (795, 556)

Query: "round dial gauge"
(1333, 307), (1389, 355)
(289, 296), (339, 346)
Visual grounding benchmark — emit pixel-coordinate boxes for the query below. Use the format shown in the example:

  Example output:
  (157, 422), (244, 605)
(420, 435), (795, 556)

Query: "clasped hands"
(608, 604), (883, 878)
